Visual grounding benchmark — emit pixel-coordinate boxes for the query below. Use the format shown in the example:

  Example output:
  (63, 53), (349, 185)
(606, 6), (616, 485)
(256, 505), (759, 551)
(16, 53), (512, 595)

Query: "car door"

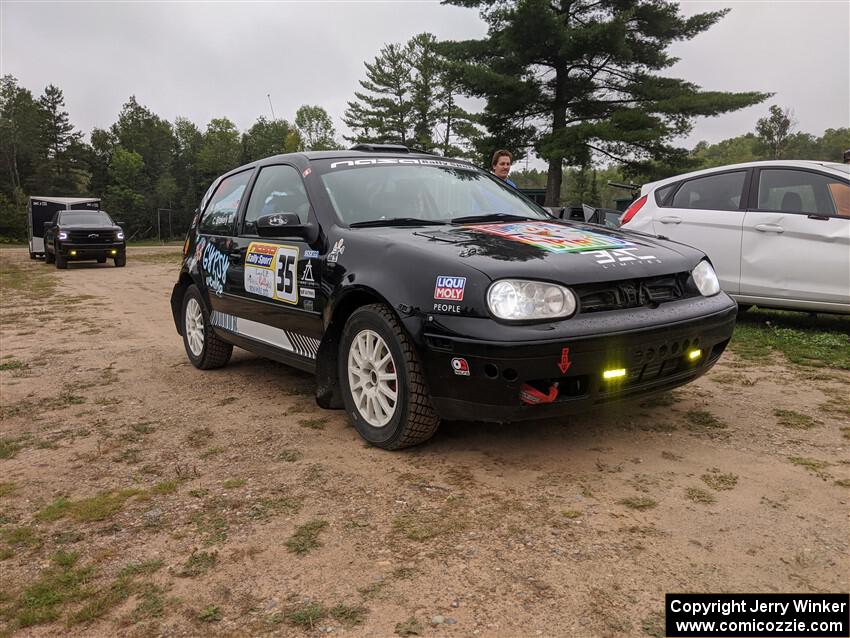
(221, 163), (324, 365)
(740, 167), (850, 308)
(653, 170), (749, 294)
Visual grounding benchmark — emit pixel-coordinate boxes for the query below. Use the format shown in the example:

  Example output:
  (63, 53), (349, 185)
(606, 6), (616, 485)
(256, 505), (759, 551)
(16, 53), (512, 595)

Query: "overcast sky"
(2, 0), (848, 163)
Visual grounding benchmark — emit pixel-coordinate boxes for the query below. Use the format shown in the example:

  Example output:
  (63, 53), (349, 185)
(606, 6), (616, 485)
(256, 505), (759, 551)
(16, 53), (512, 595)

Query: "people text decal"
(585, 247), (660, 268)
(434, 276), (466, 301)
(201, 239), (229, 295)
(244, 242), (299, 305)
(471, 222), (634, 253)
(330, 158), (471, 170)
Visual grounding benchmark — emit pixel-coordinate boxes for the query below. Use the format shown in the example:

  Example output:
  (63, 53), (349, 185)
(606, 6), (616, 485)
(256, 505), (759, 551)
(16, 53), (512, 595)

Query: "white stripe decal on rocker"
(210, 311), (317, 359)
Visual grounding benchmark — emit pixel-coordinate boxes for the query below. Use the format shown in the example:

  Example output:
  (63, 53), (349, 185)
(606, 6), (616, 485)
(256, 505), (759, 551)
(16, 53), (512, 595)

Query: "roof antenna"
(267, 94), (276, 120)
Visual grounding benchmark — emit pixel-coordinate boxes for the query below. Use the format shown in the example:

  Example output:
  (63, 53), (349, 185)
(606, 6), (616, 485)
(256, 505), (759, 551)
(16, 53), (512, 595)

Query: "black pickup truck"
(44, 210), (126, 268)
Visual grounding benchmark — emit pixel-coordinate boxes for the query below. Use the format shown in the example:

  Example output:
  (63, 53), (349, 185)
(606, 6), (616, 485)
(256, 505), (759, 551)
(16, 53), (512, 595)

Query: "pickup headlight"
(692, 260), (720, 296)
(487, 279), (577, 321)
(58, 231), (68, 240)
(116, 231), (124, 240)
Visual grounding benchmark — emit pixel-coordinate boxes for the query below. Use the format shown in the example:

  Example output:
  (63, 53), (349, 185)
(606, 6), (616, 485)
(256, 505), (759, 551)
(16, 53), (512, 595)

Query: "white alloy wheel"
(185, 297), (205, 357)
(347, 329), (398, 428)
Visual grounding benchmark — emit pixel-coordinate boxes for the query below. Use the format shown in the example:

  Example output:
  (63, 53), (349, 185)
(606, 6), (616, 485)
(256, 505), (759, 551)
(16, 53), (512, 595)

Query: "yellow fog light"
(688, 349), (702, 361)
(111, 249), (117, 255)
(603, 368), (626, 380)
(69, 250), (77, 256)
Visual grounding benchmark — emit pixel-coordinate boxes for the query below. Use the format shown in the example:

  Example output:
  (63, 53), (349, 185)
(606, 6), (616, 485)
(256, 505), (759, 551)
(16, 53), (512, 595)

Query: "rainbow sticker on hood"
(470, 222), (634, 253)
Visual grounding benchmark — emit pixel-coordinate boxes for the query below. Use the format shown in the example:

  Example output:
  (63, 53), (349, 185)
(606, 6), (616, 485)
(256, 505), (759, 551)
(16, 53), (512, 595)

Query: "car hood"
(60, 224), (121, 231)
(372, 220), (704, 284)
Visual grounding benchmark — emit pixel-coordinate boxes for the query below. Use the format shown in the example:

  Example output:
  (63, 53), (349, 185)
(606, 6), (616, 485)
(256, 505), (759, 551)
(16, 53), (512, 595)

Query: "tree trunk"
(545, 66), (567, 207)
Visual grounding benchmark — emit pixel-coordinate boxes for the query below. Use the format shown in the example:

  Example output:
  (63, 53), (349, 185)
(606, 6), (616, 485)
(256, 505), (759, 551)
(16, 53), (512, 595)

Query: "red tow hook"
(519, 382), (559, 405)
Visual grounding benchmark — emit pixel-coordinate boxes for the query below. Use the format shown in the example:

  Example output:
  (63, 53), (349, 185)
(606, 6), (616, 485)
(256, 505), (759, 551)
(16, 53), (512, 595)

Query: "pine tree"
(440, 0), (770, 204)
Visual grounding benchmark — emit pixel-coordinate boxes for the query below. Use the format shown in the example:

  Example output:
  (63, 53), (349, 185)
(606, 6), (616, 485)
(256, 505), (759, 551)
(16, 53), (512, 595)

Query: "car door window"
(199, 169), (252, 235)
(756, 169), (846, 217)
(671, 172), (746, 211)
(242, 164), (310, 234)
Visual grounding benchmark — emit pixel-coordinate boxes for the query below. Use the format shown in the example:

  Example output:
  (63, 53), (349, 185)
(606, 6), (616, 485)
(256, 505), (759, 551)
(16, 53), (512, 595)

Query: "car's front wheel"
(339, 304), (439, 450)
(114, 253), (126, 267)
(55, 248), (67, 269)
(45, 248), (55, 264)
(181, 284), (232, 370)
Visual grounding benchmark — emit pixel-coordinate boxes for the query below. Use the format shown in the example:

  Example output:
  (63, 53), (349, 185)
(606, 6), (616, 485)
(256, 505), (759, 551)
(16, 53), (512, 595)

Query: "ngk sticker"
(451, 358), (470, 376)
(435, 276), (466, 301)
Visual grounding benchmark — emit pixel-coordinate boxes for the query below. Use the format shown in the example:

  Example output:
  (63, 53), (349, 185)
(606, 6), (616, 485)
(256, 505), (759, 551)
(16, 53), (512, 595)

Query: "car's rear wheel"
(182, 284), (232, 370)
(339, 304), (439, 449)
(45, 249), (55, 264)
(55, 248), (67, 269)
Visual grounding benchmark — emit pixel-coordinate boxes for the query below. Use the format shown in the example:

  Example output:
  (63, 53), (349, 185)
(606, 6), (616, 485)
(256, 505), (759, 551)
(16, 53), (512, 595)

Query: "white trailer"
(28, 196), (101, 259)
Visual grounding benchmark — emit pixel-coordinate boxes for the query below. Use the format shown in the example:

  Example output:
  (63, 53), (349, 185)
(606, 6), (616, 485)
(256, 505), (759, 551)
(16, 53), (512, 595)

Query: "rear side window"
(672, 171), (746, 211)
(757, 169), (847, 217)
(199, 169), (252, 235)
(242, 165), (311, 234)
(655, 183), (677, 206)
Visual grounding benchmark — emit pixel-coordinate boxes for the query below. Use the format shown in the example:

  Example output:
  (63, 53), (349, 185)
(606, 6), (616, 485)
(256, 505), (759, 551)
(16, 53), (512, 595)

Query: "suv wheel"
(97, 256), (107, 264)
(182, 284), (232, 369)
(55, 248), (67, 269)
(339, 304), (439, 449)
(114, 253), (126, 267)
(45, 249), (55, 264)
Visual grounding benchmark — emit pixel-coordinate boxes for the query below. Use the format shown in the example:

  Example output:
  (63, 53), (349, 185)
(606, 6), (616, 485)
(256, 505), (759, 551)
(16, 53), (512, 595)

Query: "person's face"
(493, 156), (511, 179)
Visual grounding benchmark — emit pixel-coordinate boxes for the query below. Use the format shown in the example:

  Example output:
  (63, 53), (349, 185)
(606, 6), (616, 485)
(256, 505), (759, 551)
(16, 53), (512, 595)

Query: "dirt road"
(1, 247), (848, 637)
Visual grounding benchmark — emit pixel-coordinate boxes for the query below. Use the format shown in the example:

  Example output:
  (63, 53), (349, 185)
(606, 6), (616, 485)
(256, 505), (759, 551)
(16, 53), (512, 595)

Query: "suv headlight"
(692, 260), (720, 296)
(116, 231), (124, 240)
(58, 231), (68, 240)
(487, 279), (577, 321)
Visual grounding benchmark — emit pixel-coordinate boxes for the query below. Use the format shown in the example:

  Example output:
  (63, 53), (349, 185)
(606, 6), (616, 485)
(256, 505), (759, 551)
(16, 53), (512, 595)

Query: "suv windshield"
(60, 211), (113, 225)
(316, 160), (550, 226)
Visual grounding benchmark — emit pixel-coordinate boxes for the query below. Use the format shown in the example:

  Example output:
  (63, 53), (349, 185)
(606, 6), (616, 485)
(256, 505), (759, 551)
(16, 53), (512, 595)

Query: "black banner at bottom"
(666, 594), (849, 637)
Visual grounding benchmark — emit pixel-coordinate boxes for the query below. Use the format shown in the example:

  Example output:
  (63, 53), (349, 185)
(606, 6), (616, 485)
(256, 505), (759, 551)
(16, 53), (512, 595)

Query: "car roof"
(643, 160), (849, 192)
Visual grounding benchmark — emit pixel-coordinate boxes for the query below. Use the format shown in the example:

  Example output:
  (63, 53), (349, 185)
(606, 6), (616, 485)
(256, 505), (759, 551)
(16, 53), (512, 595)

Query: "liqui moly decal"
(434, 276), (466, 301)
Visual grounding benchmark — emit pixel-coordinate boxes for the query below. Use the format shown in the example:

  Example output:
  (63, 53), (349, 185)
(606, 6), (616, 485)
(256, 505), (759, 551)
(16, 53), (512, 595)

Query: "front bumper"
(416, 295), (737, 422)
(58, 242), (125, 259)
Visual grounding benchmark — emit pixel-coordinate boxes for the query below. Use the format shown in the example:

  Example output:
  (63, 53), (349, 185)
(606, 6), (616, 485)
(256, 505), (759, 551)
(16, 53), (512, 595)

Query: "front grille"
(575, 273), (695, 313)
(68, 231), (114, 244)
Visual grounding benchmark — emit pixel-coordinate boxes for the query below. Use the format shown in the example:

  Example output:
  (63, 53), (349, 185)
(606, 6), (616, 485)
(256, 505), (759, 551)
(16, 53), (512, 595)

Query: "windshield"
(60, 211), (113, 225)
(316, 160), (551, 226)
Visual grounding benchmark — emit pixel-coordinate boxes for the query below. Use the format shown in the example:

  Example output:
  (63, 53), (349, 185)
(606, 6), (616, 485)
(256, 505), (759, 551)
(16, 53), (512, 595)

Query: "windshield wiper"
(451, 213), (536, 224)
(349, 217), (446, 228)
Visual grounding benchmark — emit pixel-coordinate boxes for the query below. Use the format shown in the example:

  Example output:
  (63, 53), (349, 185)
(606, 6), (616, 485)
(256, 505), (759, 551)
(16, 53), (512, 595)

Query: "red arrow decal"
(558, 347), (571, 374)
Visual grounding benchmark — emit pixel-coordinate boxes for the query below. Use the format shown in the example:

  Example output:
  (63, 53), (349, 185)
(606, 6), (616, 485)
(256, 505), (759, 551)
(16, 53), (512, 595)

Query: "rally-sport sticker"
(471, 222), (634, 253)
(244, 242), (299, 305)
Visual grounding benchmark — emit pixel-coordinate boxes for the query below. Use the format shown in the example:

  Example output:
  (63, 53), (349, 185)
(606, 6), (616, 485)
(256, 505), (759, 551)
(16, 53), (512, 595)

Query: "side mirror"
(257, 213), (310, 238)
(43, 221), (54, 231)
(114, 221), (125, 226)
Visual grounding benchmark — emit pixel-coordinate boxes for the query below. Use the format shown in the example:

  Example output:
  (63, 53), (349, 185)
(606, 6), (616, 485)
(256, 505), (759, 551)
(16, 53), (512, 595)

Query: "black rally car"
(171, 145), (736, 449)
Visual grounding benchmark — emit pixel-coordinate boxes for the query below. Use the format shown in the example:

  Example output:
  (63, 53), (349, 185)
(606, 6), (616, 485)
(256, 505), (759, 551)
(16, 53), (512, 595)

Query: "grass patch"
(298, 417), (329, 430)
(618, 496), (657, 511)
(119, 560), (163, 577)
(834, 479), (850, 488)
(177, 551), (218, 578)
(223, 478), (246, 489)
(788, 456), (831, 480)
(0, 359), (26, 371)
(285, 601), (327, 629)
(197, 605), (222, 623)
(36, 489), (142, 523)
(392, 508), (467, 542)
(684, 410), (727, 431)
(732, 309), (850, 369)
(3, 526), (42, 549)
(685, 487), (716, 504)
(186, 427), (213, 448)
(0, 437), (24, 459)
(701, 470), (739, 491)
(151, 480), (180, 495)
(329, 603), (368, 626)
(395, 616), (424, 636)
(130, 583), (166, 621)
(286, 519), (328, 555)
(774, 408), (820, 429)
(277, 449), (303, 462)
(0, 481), (16, 497)
(561, 510), (583, 519)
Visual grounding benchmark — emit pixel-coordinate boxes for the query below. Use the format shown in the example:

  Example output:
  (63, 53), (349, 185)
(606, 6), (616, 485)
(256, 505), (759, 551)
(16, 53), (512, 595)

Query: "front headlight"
(58, 231), (68, 240)
(487, 279), (577, 321)
(692, 260), (720, 296)
(116, 231), (124, 240)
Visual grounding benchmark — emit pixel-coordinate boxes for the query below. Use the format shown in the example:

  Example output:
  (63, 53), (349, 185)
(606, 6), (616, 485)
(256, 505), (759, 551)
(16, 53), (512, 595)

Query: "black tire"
(97, 256), (107, 264)
(339, 303), (439, 450)
(737, 303), (752, 314)
(55, 249), (67, 269)
(29, 251), (36, 260)
(114, 253), (126, 267)
(181, 284), (232, 370)
(45, 249), (55, 264)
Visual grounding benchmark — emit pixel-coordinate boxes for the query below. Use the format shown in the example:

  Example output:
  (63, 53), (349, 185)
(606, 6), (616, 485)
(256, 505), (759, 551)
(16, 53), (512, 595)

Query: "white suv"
(621, 160), (850, 314)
